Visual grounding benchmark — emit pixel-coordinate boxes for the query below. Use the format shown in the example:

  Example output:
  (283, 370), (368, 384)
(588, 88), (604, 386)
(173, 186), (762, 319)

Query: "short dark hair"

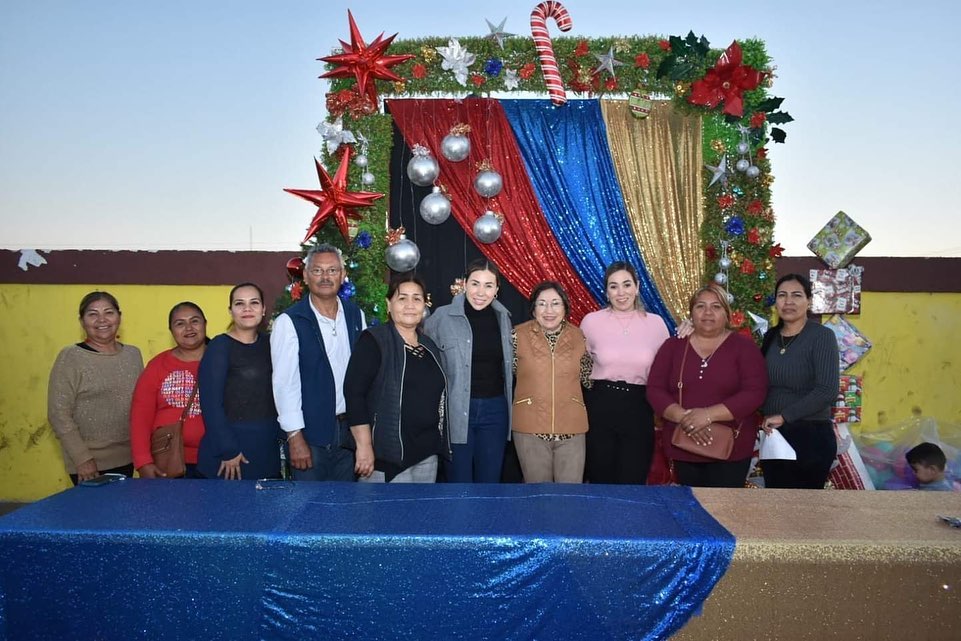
(464, 258), (500, 287)
(167, 301), (206, 329)
(528, 280), (570, 318)
(387, 272), (427, 300)
(906, 442), (947, 471)
(774, 273), (813, 299)
(79, 291), (120, 318)
(229, 282), (265, 306)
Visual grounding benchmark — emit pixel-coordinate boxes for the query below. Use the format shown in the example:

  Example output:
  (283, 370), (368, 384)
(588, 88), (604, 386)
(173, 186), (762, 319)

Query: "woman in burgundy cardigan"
(647, 284), (768, 488)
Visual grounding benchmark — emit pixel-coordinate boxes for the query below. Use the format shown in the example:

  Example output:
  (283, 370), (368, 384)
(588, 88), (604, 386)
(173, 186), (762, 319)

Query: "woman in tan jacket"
(511, 281), (590, 483)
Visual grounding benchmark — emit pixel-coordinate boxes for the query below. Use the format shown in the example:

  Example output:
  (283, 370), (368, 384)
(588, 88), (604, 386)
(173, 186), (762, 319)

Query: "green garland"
(282, 26), (793, 333)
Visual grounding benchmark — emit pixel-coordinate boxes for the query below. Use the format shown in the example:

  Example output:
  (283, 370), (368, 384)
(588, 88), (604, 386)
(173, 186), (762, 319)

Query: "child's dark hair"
(905, 442), (947, 470)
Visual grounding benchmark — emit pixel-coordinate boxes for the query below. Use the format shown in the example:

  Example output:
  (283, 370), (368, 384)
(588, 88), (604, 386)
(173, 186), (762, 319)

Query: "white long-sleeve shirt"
(270, 297), (366, 433)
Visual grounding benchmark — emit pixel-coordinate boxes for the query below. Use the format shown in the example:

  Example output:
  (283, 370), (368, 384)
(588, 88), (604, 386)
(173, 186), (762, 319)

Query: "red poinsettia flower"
(749, 111), (766, 128)
(717, 194), (735, 209)
(635, 52), (650, 69)
(747, 227), (761, 245)
(746, 199), (764, 215)
(412, 63), (427, 79)
(519, 62), (537, 80)
(574, 40), (589, 57)
(290, 282), (304, 301)
(688, 41), (766, 117)
(740, 258), (756, 274)
(470, 74), (485, 87)
(705, 244), (718, 260)
(769, 243), (785, 258)
(737, 326), (754, 339)
(605, 78), (618, 91)
(658, 40), (671, 52)
(756, 147), (767, 160)
(731, 310), (745, 327)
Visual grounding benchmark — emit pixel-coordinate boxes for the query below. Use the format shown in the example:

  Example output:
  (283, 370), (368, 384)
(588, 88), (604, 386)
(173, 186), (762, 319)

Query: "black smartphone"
(79, 473), (127, 487)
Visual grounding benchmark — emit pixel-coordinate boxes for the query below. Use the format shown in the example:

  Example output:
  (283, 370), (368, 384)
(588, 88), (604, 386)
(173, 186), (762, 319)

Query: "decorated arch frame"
(281, 3), (792, 333)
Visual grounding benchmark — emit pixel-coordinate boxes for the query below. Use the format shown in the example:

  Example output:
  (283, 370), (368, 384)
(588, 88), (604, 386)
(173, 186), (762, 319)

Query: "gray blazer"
(422, 294), (513, 445)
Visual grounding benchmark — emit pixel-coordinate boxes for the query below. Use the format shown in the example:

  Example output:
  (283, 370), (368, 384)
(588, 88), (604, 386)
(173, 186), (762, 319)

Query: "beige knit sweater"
(47, 344), (144, 473)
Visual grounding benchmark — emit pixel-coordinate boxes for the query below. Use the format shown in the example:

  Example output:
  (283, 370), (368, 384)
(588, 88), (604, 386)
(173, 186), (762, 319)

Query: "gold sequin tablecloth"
(674, 489), (961, 640)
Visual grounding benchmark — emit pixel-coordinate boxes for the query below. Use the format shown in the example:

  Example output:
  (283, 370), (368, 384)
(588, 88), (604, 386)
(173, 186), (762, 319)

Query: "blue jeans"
(445, 396), (508, 483)
(287, 443), (355, 482)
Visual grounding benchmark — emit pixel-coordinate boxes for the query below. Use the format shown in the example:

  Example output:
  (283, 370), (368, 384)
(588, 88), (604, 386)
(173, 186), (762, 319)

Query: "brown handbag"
(669, 341), (739, 461)
(149, 381), (198, 478)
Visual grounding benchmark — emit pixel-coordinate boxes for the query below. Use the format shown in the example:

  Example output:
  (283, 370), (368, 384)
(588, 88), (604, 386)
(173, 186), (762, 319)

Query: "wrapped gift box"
(832, 375), (863, 424)
(807, 211), (872, 268)
(811, 266), (863, 314)
(823, 315), (872, 371)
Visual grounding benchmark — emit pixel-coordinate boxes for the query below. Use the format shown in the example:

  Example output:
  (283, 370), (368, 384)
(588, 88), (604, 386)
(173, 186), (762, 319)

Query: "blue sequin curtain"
(500, 99), (676, 333)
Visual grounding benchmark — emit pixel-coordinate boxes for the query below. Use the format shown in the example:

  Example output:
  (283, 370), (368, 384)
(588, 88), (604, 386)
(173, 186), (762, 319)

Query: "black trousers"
(584, 381), (655, 484)
(674, 458), (752, 488)
(763, 420), (837, 489)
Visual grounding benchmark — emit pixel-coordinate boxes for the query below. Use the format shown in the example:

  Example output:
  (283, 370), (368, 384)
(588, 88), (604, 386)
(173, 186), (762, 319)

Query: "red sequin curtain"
(388, 98), (598, 323)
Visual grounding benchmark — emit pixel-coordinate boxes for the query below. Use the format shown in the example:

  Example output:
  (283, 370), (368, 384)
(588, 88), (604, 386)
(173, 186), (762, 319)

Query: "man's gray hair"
(305, 243), (345, 270)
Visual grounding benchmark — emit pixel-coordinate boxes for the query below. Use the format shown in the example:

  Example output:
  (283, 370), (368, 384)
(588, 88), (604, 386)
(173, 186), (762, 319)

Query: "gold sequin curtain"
(601, 100), (704, 323)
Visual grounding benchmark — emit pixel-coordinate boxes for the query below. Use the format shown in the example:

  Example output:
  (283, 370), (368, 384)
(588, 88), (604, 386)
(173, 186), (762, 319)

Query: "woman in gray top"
(760, 274), (840, 489)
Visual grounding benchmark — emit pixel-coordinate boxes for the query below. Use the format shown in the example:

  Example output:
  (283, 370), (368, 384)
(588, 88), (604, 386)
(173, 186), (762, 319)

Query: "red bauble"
(286, 257), (304, 281)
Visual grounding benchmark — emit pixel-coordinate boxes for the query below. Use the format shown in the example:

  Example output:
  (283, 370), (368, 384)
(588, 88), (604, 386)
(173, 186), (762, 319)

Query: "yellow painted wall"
(1, 285), (959, 501)
(0, 284), (233, 501)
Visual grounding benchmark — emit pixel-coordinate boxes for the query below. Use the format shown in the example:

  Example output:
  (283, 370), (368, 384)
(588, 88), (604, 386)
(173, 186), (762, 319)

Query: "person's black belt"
(336, 413), (347, 422)
(594, 379), (644, 393)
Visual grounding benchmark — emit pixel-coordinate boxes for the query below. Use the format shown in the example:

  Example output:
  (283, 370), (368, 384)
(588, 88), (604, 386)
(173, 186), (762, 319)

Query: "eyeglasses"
(308, 267), (343, 277)
(535, 300), (564, 310)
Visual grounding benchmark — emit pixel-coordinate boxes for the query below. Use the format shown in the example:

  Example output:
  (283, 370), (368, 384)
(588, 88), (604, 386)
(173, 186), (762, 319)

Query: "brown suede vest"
(512, 320), (588, 435)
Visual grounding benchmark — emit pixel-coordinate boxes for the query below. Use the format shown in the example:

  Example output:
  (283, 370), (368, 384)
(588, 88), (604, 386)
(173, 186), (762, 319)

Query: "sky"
(1, 0), (959, 256)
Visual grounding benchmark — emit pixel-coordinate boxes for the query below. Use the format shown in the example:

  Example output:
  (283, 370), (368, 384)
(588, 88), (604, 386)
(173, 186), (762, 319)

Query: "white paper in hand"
(759, 429), (797, 461)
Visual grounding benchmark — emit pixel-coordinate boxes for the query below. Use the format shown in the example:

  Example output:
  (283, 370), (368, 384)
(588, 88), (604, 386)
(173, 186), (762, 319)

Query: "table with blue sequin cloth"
(0, 482), (733, 641)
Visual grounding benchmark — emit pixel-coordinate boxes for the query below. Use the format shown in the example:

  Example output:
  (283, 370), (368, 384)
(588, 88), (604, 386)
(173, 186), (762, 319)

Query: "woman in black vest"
(344, 273), (450, 482)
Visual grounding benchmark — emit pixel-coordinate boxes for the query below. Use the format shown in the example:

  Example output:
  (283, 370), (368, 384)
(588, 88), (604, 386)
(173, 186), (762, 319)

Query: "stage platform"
(0, 482), (959, 640)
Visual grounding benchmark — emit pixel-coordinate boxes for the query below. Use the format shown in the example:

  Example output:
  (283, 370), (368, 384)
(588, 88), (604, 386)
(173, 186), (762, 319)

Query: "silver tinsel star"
(485, 17), (514, 49)
(705, 155), (729, 187)
(593, 46), (626, 78)
(503, 68), (520, 90)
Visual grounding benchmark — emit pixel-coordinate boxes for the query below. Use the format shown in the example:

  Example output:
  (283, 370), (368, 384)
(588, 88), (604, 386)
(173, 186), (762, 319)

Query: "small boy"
(905, 442), (954, 491)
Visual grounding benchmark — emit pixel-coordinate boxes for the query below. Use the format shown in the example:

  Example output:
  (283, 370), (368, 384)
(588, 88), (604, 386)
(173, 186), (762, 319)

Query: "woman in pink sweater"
(580, 262), (671, 484)
(130, 302), (208, 478)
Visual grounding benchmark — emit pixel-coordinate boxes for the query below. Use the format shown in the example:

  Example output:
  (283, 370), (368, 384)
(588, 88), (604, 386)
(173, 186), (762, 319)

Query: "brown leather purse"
(669, 341), (739, 460)
(149, 381), (198, 478)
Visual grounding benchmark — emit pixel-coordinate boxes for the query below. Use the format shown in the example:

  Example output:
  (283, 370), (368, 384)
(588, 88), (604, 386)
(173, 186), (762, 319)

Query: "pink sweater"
(580, 309), (670, 385)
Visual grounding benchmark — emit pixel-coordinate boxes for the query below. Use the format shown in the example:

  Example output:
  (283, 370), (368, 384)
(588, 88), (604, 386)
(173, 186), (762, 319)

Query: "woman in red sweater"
(130, 302), (208, 478)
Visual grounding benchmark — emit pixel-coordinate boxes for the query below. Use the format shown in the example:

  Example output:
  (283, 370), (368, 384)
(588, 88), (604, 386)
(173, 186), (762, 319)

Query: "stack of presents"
(805, 211), (874, 489)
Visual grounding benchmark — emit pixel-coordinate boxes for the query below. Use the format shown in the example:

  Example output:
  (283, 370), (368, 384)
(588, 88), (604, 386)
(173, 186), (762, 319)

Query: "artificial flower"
(747, 227), (761, 245)
(756, 147), (767, 159)
(746, 200), (764, 215)
(605, 78), (618, 91)
(769, 242), (784, 258)
(355, 230), (373, 249)
(731, 310), (745, 327)
(484, 58), (503, 76)
(470, 74), (485, 87)
(705, 244), (718, 260)
(412, 63), (427, 79)
(750, 112), (767, 128)
(725, 215), (745, 236)
(658, 40), (671, 52)
(289, 282), (304, 301)
(634, 52), (650, 69)
(739, 258), (756, 274)
(574, 40), (589, 57)
(717, 194), (735, 209)
(687, 41), (765, 117)
(519, 62), (536, 80)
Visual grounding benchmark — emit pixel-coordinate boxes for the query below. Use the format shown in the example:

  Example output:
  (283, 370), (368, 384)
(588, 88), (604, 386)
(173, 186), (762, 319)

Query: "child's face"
(911, 463), (942, 484)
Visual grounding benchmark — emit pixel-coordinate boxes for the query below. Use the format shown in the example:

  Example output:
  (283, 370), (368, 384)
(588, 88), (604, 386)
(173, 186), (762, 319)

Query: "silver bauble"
(719, 256), (732, 270)
(473, 170), (503, 198)
(361, 171), (375, 185)
(407, 154), (440, 186)
(419, 186), (452, 225)
(746, 165), (761, 179)
(441, 134), (470, 162)
(735, 158), (750, 172)
(726, 292), (735, 304)
(473, 211), (503, 244)
(713, 272), (728, 285)
(385, 235), (421, 272)
(736, 141), (750, 155)
(354, 154), (369, 168)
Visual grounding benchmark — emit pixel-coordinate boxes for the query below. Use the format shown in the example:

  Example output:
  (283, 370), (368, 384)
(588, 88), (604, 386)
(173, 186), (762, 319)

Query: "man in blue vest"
(271, 243), (365, 480)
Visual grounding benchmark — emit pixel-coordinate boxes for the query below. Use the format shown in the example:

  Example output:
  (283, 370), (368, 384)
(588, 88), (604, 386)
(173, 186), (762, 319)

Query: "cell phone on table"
(79, 473), (127, 487)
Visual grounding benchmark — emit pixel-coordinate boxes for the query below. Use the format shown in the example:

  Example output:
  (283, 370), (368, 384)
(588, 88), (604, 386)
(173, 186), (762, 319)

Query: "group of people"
(47, 243), (845, 490)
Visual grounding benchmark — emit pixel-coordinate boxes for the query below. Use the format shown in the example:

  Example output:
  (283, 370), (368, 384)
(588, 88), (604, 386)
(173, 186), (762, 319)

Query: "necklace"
(693, 337), (724, 380)
(778, 332), (800, 355)
(611, 310), (635, 335)
(318, 314), (337, 336)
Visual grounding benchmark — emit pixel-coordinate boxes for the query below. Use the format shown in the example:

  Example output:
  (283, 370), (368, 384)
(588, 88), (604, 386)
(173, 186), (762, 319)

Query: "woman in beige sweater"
(48, 291), (143, 484)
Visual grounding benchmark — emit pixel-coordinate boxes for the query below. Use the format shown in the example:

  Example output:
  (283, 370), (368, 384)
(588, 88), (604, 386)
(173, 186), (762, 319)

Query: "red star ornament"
(284, 147), (383, 243)
(318, 11), (415, 108)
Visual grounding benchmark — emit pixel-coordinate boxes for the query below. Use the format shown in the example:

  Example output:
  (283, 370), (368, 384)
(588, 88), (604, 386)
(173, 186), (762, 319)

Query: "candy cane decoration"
(530, 1), (573, 105)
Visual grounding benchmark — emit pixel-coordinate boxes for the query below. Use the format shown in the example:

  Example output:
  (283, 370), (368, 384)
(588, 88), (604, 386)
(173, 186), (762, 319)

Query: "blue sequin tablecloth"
(0, 482), (733, 641)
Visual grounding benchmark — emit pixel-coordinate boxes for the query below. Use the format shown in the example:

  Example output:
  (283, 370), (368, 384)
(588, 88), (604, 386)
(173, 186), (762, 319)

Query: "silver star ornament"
(593, 46), (626, 78)
(485, 18), (514, 49)
(705, 155), (729, 187)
